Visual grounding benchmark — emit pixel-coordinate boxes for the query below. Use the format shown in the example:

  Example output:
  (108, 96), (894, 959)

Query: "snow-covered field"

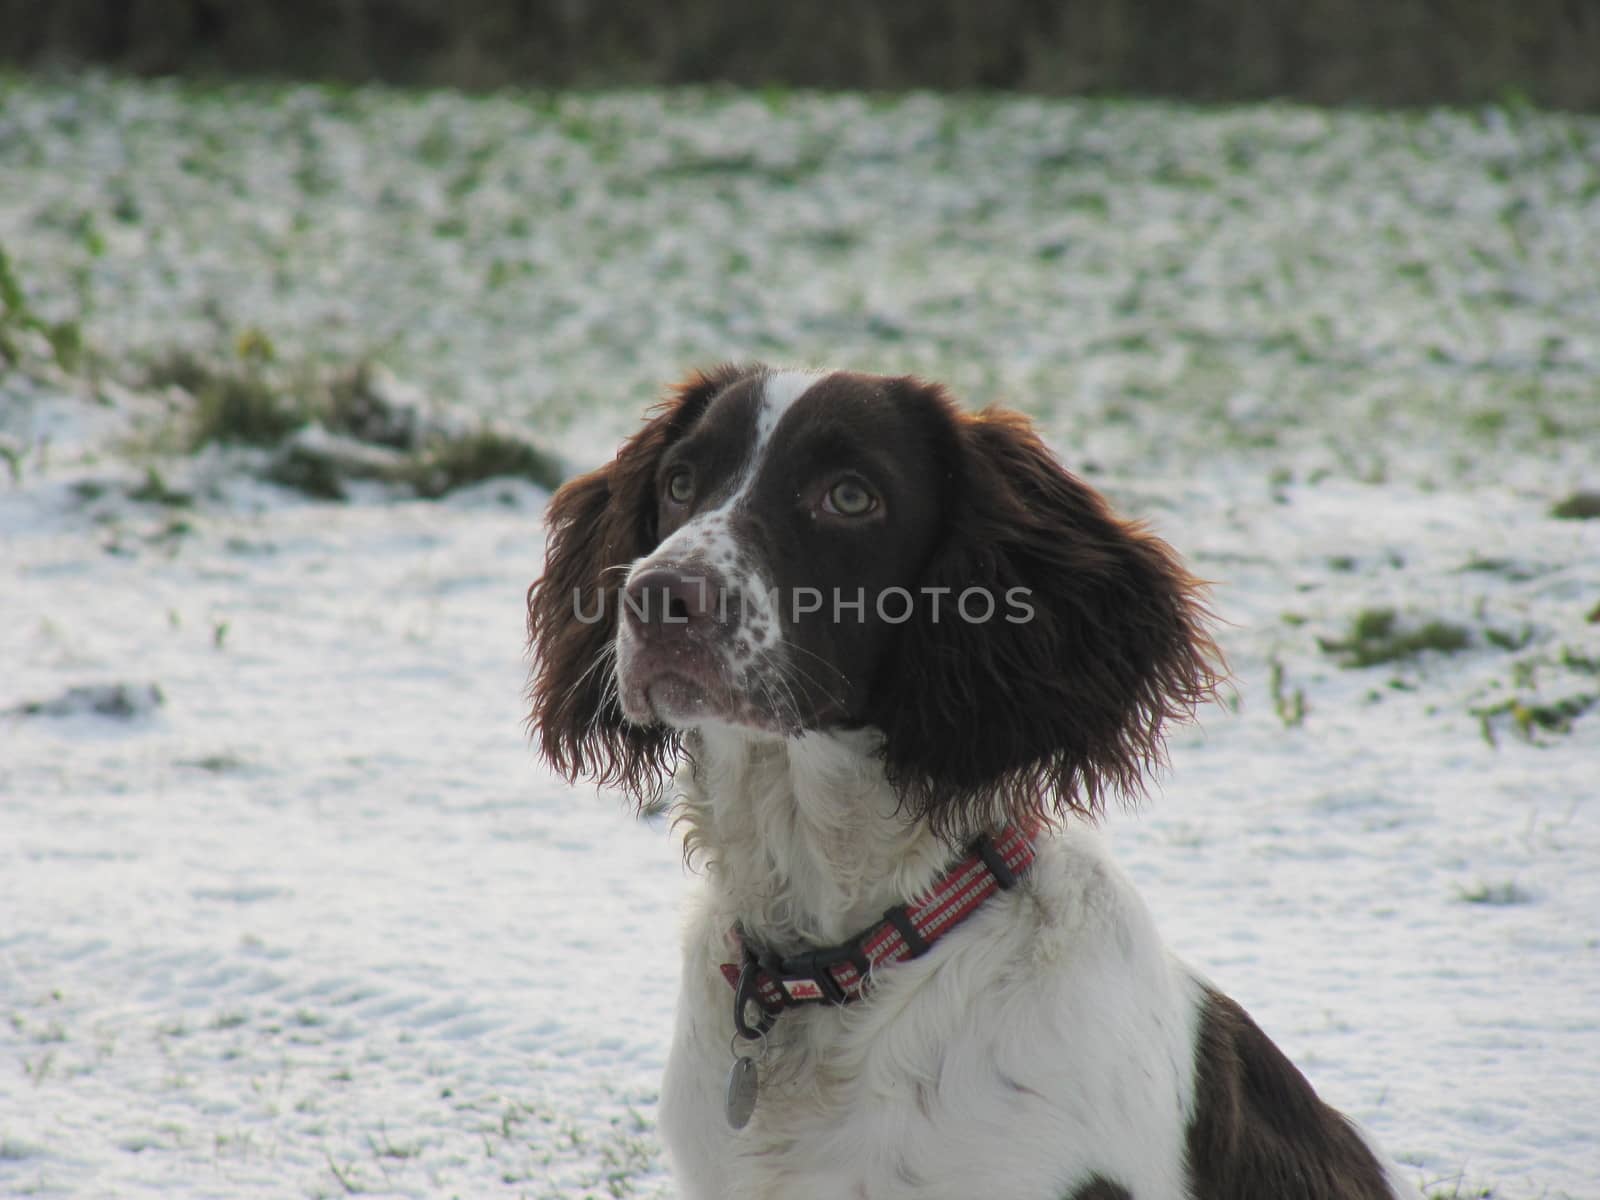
(2, 74), (1598, 1198)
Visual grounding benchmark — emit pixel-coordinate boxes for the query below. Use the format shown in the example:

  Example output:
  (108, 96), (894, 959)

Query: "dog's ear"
(526, 364), (752, 805)
(872, 402), (1222, 835)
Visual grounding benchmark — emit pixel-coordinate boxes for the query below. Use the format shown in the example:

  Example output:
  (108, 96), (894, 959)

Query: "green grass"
(1550, 491), (1600, 520)
(1559, 647), (1600, 674)
(1318, 608), (1473, 668)
(7, 76), (1600, 487)
(1267, 655), (1308, 727)
(128, 467), (194, 507)
(144, 347), (312, 449)
(143, 343), (565, 499)
(264, 439), (351, 500)
(406, 428), (564, 498)
(1478, 693), (1598, 741)
(0, 241), (88, 373)
(1455, 881), (1533, 906)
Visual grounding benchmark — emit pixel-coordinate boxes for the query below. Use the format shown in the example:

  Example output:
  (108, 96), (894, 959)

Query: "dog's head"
(527, 365), (1221, 831)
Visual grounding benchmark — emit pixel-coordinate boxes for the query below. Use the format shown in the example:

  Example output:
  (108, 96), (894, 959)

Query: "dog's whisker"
(559, 640), (618, 709)
(772, 651), (849, 713)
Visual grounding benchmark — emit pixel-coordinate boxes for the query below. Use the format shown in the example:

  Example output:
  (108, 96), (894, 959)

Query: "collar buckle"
(782, 937), (872, 1005)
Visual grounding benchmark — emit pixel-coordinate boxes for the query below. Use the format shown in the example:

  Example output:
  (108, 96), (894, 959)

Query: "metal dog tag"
(725, 1054), (759, 1129)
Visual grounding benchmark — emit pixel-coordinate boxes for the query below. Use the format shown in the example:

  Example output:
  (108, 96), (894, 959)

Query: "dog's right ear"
(526, 365), (752, 805)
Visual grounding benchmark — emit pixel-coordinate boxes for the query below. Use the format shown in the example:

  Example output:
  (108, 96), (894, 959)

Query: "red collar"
(720, 825), (1039, 1038)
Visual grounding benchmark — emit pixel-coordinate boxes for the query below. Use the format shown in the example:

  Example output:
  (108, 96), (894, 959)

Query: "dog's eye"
(823, 478), (877, 517)
(665, 469), (694, 505)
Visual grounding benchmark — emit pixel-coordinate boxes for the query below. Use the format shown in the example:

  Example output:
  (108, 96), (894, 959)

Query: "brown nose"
(623, 566), (738, 640)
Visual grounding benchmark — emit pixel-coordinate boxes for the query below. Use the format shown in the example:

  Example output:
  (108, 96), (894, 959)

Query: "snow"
(3, 483), (682, 1197)
(3, 74), (1599, 1198)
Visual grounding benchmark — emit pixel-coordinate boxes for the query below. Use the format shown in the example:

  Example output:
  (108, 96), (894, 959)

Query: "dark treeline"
(3, 0), (1597, 111)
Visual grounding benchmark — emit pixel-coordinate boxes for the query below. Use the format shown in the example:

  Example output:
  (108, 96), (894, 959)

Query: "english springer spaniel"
(527, 365), (1407, 1200)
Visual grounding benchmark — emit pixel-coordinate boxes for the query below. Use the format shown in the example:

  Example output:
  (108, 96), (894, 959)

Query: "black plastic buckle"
(781, 937), (872, 1006)
(972, 833), (1018, 889)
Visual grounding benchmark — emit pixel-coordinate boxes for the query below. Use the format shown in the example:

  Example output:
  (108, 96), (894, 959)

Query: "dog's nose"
(623, 566), (737, 639)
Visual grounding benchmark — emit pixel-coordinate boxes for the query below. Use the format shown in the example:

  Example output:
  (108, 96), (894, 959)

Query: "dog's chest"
(667, 969), (1082, 1200)
(660, 850), (1201, 1200)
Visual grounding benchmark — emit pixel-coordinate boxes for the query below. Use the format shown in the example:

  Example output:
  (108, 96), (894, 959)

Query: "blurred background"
(3, 0), (1599, 110)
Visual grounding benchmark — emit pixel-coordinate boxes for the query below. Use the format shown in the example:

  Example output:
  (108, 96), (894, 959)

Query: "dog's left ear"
(870, 401), (1223, 833)
(526, 365), (753, 805)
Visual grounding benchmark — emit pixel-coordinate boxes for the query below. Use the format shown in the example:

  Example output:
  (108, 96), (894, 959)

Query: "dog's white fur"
(660, 727), (1206, 1200)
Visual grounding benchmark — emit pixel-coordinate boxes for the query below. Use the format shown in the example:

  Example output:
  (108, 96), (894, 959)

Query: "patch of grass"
(1267, 655), (1307, 728)
(129, 467), (193, 508)
(325, 1152), (367, 1195)
(13, 683), (165, 720)
(1456, 556), (1542, 582)
(1455, 881), (1533, 906)
(1560, 646), (1600, 674)
(415, 120), (456, 166)
(1475, 692), (1598, 745)
(147, 516), (196, 548)
(1483, 625), (1534, 653)
(1317, 608), (1472, 668)
(323, 362), (420, 449)
(655, 151), (816, 185)
(145, 349), (312, 448)
(146, 346), (564, 500)
(1514, 694), (1596, 735)
(366, 1122), (422, 1161)
(181, 753), (249, 773)
(1550, 490), (1600, 519)
(793, 227), (860, 253)
(1426, 1184), (1496, 1200)
(22, 1050), (55, 1084)
(407, 428), (564, 498)
(0, 438), (23, 485)
(0, 241), (88, 374)
(265, 440), (350, 500)
(1062, 190), (1111, 217)
(1465, 409), (1507, 437)
(195, 373), (308, 444)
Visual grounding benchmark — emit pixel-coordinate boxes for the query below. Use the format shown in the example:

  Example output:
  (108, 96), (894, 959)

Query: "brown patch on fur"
(1185, 986), (1394, 1199)
(525, 364), (756, 807)
(868, 388), (1224, 837)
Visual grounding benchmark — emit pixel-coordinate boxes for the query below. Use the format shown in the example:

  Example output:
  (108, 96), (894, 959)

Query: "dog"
(527, 364), (1407, 1199)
